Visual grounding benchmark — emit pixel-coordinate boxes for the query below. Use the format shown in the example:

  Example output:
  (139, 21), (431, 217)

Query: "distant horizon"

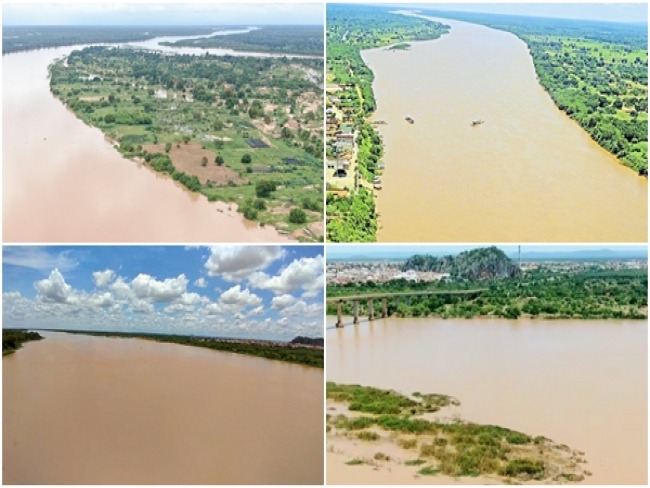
(2, 3), (324, 27)
(1, 326), (322, 342)
(327, 245), (649, 260)
(377, 3), (648, 24)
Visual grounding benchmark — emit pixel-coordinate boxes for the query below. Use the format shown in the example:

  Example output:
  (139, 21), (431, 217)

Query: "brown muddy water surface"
(327, 317), (647, 484)
(363, 16), (647, 242)
(3, 331), (323, 484)
(3, 45), (288, 242)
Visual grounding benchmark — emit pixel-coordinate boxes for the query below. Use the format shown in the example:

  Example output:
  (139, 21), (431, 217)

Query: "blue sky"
(3, 246), (324, 341)
(327, 244), (649, 260)
(2, 3), (324, 26)
(386, 3), (647, 23)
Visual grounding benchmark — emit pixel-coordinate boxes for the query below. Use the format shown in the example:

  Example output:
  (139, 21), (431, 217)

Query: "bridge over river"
(326, 289), (487, 327)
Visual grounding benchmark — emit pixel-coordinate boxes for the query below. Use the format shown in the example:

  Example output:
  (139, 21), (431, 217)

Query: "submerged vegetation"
(420, 9), (649, 175)
(49, 44), (323, 240)
(326, 5), (449, 242)
(2, 330), (43, 355)
(55, 330), (323, 368)
(327, 382), (588, 482)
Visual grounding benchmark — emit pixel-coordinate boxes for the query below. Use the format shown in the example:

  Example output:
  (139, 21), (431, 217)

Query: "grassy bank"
(49, 46), (323, 240)
(327, 382), (588, 482)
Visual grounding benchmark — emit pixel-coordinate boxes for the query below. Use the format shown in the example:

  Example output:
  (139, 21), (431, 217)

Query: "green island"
(325, 4), (449, 242)
(2, 330), (43, 356)
(6, 329), (323, 368)
(2, 25), (215, 54)
(327, 247), (648, 320)
(49, 43), (323, 240)
(419, 9), (648, 175)
(160, 25), (324, 55)
(327, 382), (589, 482)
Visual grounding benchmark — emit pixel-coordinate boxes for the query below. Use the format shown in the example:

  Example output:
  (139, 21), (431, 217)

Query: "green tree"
(288, 208), (307, 224)
(255, 180), (277, 198)
(241, 153), (252, 164)
(215, 155), (224, 166)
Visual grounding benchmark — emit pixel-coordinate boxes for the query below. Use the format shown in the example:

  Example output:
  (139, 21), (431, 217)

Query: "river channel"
(362, 15), (648, 242)
(2, 31), (303, 242)
(3, 331), (324, 484)
(327, 317), (647, 484)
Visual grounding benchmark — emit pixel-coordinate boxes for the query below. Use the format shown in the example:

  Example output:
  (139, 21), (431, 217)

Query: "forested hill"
(402, 247), (520, 280)
(418, 9), (649, 175)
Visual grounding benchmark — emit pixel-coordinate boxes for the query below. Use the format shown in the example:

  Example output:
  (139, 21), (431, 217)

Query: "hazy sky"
(327, 244), (649, 259)
(373, 2), (647, 23)
(2, 3), (324, 26)
(3, 246), (324, 340)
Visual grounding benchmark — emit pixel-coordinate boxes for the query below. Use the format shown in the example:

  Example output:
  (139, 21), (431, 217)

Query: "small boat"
(373, 184), (383, 190)
(377, 164), (385, 170)
(373, 176), (381, 184)
(471, 119), (484, 126)
(405, 116), (414, 124)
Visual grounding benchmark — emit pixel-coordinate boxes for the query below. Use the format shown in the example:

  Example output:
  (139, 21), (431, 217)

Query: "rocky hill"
(402, 246), (520, 280)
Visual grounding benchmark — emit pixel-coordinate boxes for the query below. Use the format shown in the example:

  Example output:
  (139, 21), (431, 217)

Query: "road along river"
(363, 15), (647, 242)
(327, 317), (647, 484)
(3, 331), (324, 484)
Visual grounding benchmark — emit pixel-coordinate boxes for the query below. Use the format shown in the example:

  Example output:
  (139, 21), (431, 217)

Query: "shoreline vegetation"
(328, 248), (648, 320)
(325, 5), (449, 242)
(159, 25), (324, 56)
(47, 34), (323, 241)
(327, 382), (589, 483)
(3, 329), (323, 368)
(416, 9), (648, 176)
(2, 330), (43, 356)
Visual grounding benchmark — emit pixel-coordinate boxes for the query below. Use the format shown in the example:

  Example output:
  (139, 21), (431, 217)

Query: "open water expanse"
(3, 332), (323, 484)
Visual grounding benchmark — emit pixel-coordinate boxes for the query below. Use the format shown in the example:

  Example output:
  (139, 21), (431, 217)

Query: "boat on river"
(405, 116), (414, 124)
(471, 119), (484, 126)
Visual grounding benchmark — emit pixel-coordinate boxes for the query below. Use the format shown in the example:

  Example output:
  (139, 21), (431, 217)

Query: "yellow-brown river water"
(362, 15), (647, 242)
(327, 317), (647, 484)
(3, 332), (323, 484)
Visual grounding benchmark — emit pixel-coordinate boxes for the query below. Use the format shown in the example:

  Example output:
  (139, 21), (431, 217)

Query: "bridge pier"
(381, 297), (388, 318)
(368, 299), (375, 321)
(336, 301), (343, 328)
(353, 300), (359, 324)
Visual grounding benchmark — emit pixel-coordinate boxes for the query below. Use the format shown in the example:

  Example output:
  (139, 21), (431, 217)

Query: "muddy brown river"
(2, 43), (289, 242)
(327, 317), (647, 484)
(3, 332), (323, 484)
(363, 15), (648, 242)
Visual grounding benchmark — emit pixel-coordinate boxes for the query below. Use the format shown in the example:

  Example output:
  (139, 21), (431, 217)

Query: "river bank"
(362, 16), (647, 242)
(2, 35), (300, 242)
(3, 331), (324, 484)
(326, 317), (647, 484)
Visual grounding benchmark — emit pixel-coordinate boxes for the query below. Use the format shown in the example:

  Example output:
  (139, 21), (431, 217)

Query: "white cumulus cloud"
(204, 245), (284, 280)
(131, 273), (188, 302)
(250, 255), (323, 296)
(92, 269), (115, 287)
(35, 269), (77, 304)
(219, 285), (263, 310)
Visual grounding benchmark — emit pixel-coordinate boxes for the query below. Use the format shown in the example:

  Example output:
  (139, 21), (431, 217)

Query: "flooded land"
(363, 17), (647, 242)
(326, 317), (647, 484)
(3, 331), (323, 484)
